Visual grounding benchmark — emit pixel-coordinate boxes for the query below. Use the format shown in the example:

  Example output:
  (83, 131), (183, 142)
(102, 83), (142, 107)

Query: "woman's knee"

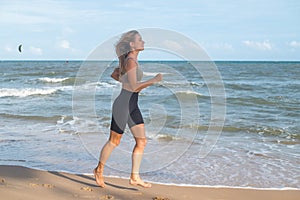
(136, 138), (147, 148)
(109, 138), (121, 146)
(109, 131), (122, 146)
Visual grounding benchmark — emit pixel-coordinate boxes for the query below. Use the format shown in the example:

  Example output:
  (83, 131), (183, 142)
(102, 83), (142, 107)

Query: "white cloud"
(58, 39), (78, 54)
(162, 40), (183, 51)
(60, 40), (70, 49)
(0, 1), (106, 26)
(243, 40), (272, 50)
(205, 42), (234, 51)
(29, 46), (42, 55)
(62, 27), (75, 36)
(118, 2), (143, 9)
(287, 41), (300, 48)
(4, 45), (13, 52)
(0, 2), (55, 25)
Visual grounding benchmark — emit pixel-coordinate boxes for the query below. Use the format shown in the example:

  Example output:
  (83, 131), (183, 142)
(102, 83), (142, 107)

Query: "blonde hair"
(115, 30), (139, 75)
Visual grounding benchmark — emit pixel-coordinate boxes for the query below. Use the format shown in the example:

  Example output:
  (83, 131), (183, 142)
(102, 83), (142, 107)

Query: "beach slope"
(0, 165), (299, 200)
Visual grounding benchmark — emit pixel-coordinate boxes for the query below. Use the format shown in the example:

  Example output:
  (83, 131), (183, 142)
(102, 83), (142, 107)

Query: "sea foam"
(38, 77), (69, 83)
(0, 87), (60, 97)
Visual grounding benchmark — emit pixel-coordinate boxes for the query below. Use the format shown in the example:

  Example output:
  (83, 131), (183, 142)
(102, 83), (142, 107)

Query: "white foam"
(0, 88), (58, 97)
(80, 173), (300, 190)
(143, 72), (159, 76)
(175, 90), (203, 96)
(143, 72), (170, 77)
(148, 133), (179, 141)
(144, 182), (300, 190)
(9, 164), (300, 191)
(39, 77), (69, 83)
(96, 81), (116, 88)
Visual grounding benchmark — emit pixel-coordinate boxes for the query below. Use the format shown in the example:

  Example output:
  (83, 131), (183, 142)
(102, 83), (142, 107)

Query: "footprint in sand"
(153, 197), (170, 200)
(29, 183), (39, 187)
(29, 183), (54, 188)
(42, 183), (54, 188)
(100, 194), (114, 200)
(80, 186), (93, 192)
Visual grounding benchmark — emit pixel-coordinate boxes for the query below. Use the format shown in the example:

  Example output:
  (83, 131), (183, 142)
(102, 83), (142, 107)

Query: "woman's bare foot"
(129, 177), (152, 188)
(93, 167), (105, 188)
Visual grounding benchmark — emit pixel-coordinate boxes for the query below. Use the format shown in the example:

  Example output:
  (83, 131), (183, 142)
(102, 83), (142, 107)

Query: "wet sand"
(0, 165), (299, 200)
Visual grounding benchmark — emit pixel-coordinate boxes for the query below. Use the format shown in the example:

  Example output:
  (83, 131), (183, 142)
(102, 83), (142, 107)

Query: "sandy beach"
(0, 165), (299, 200)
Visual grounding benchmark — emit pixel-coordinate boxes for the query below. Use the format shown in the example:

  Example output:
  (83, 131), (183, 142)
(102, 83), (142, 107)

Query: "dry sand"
(0, 165), (299, 200)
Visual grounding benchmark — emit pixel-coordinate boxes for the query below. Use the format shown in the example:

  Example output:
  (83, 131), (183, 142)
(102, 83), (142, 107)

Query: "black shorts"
(110, 89), (144, 134)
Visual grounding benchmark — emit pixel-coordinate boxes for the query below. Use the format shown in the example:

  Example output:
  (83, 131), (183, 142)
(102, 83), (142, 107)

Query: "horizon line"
(1, 59), (300, 62)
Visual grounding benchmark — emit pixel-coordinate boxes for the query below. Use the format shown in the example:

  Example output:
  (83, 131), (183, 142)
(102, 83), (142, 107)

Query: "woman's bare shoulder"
(125, 58), (138, 71)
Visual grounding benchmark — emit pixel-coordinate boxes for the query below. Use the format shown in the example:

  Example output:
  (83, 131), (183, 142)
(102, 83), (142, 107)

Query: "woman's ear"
(129, 41), (135, 50)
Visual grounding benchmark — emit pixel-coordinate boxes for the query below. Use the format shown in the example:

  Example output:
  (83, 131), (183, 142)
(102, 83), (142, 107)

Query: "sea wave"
(0, 86), (72, 98)
(56, 116), (102, 134)
(170, 123), (300, 141)
(175, 90), (203, 97)
(148, 133), (180, 141)
(0, 113), (72, 123)
(38, 77), (69, 83)
(160, 81), (204, 88)
(96, 81), (118, 88)
(143, 71), (171, 77)
(38, 77), (76, 85)
(0, 88), (57, 97)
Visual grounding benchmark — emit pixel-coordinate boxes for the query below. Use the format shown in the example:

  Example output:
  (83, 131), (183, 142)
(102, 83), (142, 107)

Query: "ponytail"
(115, 30), (139, 75)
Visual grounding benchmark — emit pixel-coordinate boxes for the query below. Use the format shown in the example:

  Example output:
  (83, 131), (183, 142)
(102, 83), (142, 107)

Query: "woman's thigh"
(130, 124), (146, 139)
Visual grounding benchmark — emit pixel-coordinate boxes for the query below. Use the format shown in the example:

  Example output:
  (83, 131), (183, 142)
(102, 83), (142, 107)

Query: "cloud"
(29, 46), (42, 55)
(58, 39), (78, 54)
(4, 45), (13, 52)
(118, 2), (143, 9)
(287, 41), (300, 48)
(60, 40), (70, 49)
(62, 27), (75, 36)
(205, 42), (234, 51)
(162, 40), (183, 51)
(0, 1), (55, 25)
(0, 1), (109, 26)
(243, 40), (272, 50)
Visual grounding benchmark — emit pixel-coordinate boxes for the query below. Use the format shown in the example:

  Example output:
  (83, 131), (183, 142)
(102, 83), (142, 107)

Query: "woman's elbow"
(129, 83), (138, 91)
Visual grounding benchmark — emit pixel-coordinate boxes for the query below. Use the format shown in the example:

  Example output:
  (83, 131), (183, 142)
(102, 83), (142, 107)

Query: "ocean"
(0, 60), (299, 189)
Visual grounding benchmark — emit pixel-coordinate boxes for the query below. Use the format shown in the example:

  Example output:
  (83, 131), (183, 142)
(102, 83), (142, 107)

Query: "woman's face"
(131, 34), (145, 51)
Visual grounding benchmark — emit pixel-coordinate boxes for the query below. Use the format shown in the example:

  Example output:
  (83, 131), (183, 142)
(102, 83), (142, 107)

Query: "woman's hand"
(154, 73), (163, 82)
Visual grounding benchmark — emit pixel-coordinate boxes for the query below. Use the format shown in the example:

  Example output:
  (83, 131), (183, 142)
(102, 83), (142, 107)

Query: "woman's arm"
(134, 74), (162, 92)
(126, 59), (162, 92)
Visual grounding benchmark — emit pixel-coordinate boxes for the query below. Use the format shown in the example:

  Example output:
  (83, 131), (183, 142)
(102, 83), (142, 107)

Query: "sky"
(0, 0), (300, 61)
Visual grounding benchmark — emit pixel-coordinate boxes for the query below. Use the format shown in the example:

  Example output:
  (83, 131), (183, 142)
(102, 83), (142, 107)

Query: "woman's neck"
(128, 51), (139, 60)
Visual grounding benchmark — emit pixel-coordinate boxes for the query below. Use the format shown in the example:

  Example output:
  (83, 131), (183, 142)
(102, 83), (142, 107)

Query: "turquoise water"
(0, 61), (299, 188)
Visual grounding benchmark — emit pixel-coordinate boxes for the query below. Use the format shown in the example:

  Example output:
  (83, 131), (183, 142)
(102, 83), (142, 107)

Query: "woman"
(94, 30), (162, 188)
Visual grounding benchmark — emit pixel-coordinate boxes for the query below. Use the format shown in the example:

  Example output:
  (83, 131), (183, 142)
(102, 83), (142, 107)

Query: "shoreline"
(83, 174), (300, 191)
(1, 165), (299, 200)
